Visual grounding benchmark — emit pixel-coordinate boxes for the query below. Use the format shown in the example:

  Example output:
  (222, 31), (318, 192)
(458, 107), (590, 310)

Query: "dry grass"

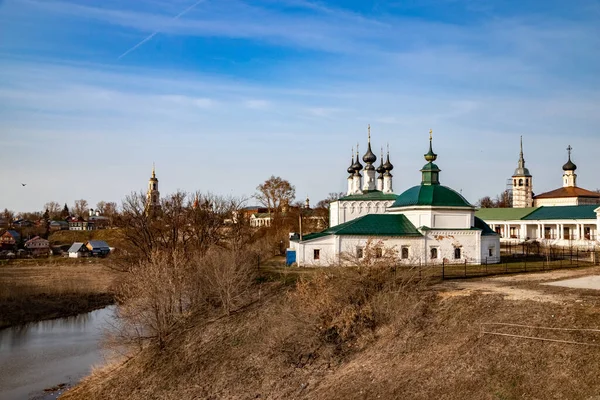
(62, 264), (600, 400)
(0, 260), (120, 328)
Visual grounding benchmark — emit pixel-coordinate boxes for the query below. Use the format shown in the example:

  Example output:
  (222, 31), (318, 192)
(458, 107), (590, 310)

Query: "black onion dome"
(347, 156), (355, 174)
(362, 143), (377, 164)
(383, 153), (393, 171)
(352, 154), (363, 172)
(562, 157), (577, 171)
(376, 157), (385, 174)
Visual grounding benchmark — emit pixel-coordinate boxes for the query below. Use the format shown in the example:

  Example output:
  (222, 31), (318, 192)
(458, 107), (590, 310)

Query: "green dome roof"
(391, 184), (474, 208)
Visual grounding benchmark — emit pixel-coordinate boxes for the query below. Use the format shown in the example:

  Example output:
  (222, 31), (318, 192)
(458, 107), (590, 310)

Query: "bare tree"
(103, 202), (118, 226)
(495, 190), (512, 208)
(43, 201), (62, 220)
(2, 208), (15, 225)
(477, 196), (495, 208)
(72, 199), (89, 218)
(96, 201), (106, 214)
(255, 176), (296, 215)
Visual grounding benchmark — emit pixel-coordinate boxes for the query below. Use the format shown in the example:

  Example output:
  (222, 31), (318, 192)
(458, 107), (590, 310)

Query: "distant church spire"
(512, 136), (533, 208)
(146, 164), (160, 215)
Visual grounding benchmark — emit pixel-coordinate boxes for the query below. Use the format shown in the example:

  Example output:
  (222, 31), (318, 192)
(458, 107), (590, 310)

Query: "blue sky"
(1, 0), (599, 212)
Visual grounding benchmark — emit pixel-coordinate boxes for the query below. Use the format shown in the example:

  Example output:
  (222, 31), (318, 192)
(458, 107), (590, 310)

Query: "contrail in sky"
(118, 0), (206, 60)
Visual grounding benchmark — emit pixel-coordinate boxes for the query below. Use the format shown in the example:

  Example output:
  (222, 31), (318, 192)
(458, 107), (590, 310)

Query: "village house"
(86, 240), (111, 257)
(0, 230), (20, 250)
(68, 242), (90, 258)
(24, 236), (50, 256)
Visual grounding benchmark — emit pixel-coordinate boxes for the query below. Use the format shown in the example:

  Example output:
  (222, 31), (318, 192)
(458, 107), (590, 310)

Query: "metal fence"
(393, 247), (600, 280)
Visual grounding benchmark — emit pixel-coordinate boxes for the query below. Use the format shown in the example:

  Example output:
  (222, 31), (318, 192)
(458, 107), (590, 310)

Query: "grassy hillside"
(49, 229), (128, 249)
(62, 266), (600, 400)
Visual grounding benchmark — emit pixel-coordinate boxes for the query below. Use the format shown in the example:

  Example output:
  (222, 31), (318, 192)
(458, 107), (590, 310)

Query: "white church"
(290, 129), (501, 267)
(477, 140), (600, 248)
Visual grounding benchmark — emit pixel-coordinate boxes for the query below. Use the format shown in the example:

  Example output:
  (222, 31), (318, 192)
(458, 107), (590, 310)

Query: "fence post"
(464, 259), (467, 278)
(485, 257), (488, 275)
(442, 259), (445, 280)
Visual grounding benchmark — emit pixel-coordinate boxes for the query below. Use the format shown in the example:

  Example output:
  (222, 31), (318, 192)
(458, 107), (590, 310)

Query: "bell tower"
(146, 163), (160, 213)
(511, 137), (533, 208)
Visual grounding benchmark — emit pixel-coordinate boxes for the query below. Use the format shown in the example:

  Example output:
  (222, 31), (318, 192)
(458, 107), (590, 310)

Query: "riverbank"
(0, 260), (120, 329)
(63, 265), (600, 400)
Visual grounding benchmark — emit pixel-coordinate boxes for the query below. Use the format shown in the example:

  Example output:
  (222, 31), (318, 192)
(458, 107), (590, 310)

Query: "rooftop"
(296, 214), (422, 242)
(337, 190), (398, 202)
(534, 186), (600, 200)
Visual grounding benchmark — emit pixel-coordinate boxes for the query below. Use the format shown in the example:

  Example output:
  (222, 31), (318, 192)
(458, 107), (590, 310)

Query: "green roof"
(474, 216), (498, 236)
(338, 190), (398, 202)
(523, 205), (599, 221)
(297, 214), (422, 242)
(476, 205), (599, 222)
(391, 185), (473, 208)
(475, 207), (539, 221)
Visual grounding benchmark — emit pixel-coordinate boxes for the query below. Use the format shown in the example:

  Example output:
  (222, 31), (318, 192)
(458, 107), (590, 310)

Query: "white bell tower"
(146, 163), (160, 213)
(511, 137), (533, 208)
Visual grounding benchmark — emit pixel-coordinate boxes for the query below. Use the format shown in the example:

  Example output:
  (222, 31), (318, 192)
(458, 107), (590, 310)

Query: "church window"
(313, 249), (320, 260)
(525, 179), (529, 187)
(401, 247), (409, 259)
(356, 247), (364, 259)
(430, 247), (438, 259)
(518, 179), (523, 187)
(488, 247), (494, 257)
(454, 248), (461, 259)
(375, 247), (383, 258)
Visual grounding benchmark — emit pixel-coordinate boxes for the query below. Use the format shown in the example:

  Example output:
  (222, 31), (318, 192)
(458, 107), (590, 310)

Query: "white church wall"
(480, 235), (501, 263)
(535, 197), (579, 207)
(396, 208), (474, 230)
(293, 228), (499, 266)
(424, 230), (482, 264)
(296, 236), (337, 267)
(332, 200), (395, 226)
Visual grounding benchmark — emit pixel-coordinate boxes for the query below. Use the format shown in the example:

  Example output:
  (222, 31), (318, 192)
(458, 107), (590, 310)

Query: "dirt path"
(436, 265), (600, 304)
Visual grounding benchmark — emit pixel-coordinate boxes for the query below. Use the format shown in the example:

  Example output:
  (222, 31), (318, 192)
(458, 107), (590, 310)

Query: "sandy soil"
(436, 265), (600, 304)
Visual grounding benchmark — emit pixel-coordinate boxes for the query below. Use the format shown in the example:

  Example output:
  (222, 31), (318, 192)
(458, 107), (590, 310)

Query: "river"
(0, 306), (116, 400)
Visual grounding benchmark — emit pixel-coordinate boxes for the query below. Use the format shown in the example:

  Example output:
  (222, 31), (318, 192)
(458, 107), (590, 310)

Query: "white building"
(290, 131), (500, 266)
(533, 145), (600, 207)
(480, 144), (600, 248)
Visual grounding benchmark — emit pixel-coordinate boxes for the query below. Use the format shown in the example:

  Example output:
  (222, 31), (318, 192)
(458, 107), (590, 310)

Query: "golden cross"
(429, 129), (433, 140)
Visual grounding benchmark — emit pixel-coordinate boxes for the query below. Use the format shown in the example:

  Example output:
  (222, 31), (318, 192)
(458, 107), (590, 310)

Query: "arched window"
(518, 179), (523, 187)
(525, 179), (529, 187)
(454, 248), (461, 259)
(401, 247), (409, 259)
(430, 247), (438, 259)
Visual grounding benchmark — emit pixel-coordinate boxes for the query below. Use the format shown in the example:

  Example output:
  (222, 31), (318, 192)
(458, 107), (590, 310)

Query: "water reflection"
(0, 306), (116, 400)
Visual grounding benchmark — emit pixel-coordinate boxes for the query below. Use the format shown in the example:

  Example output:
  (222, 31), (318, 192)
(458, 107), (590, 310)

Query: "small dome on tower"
(562, 145), (577, 171)
(352, 149), (363, 172)
(376, 151), (385, 175)
(424, 129), (437, 162)
(362, 124), (377, 165)
(362, 144), (377, 164)
(382, 152), (393, 172)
